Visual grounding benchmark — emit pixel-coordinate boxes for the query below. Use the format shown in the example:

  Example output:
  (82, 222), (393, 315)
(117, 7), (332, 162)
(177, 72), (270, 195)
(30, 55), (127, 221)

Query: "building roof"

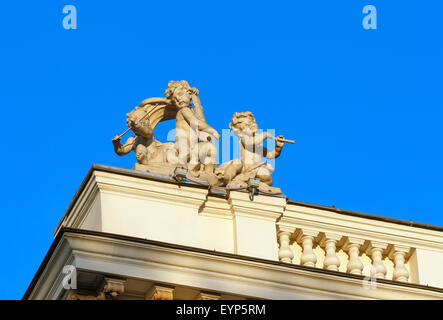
(55, 164), (443, 235)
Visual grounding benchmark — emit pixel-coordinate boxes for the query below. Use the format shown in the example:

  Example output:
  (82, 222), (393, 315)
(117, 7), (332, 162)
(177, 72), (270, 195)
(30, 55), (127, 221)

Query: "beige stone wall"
(55, 168), (443, 289)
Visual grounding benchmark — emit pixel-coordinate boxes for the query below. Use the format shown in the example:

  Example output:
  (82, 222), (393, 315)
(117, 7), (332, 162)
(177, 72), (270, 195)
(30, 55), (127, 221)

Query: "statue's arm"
(263, 136), (284, 159)
(263, 146), (279, 159)
(253, 132), (269, 145)
(112, 136), (135, 155)
(181, 108), (219, 138)
(181, 108), (207, 129)
(191, 94), (206, 122)
(239, 132), (269, 149)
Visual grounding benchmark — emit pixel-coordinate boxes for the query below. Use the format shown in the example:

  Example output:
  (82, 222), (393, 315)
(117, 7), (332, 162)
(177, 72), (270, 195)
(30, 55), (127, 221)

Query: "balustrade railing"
(277, 226), (411, 283)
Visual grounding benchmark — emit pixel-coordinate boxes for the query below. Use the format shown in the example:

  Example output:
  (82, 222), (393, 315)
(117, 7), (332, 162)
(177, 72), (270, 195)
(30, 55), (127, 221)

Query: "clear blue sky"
(1, 1), (442, 299)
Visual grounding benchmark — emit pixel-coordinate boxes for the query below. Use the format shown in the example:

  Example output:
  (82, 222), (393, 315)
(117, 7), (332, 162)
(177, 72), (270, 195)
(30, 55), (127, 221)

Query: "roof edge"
(54, 164), (443, 237)
(24, 227), (443, 299)
(287, 199), (443, 232)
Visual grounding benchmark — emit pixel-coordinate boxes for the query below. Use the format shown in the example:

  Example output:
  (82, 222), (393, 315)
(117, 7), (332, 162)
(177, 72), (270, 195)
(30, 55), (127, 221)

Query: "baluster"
(389, 245), (410, 282)
(296, 229), (319, 267)
(320, 233), (342, 271)
(366, 241), (388, 278)
(343, 237), (364, 275)
(278, 228), (295, 263)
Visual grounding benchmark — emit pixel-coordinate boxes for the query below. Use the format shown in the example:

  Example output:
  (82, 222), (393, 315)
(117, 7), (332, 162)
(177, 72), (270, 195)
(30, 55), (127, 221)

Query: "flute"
(268, 135), (295, 144)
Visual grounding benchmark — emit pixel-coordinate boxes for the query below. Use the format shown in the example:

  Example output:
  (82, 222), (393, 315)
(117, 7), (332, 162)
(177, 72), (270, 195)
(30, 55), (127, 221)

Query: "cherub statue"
(165, 81), (220, 178)
(111, 81), (220, 181)
(112, 107), (173, 173)
(216, 111), (288, 193)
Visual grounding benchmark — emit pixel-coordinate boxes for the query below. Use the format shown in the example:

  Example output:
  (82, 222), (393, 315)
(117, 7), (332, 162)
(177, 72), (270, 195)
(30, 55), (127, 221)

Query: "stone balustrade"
(274, 202), (443, 284)
(277, 227), (411, 282)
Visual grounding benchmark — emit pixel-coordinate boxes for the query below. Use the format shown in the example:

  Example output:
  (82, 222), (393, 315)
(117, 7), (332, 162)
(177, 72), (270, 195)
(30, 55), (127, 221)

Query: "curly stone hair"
(164, 80), (199, 98)
(229, 111), (258, 135)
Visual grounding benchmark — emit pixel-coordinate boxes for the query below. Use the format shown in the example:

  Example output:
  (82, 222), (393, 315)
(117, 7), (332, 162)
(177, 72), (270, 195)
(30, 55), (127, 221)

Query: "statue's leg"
(223, 162), (243, 186)
(198, 142), (217, 174)
(175, 138), (190, 166)
(256, 166), (273, 186)
(166, 147), (179, 165)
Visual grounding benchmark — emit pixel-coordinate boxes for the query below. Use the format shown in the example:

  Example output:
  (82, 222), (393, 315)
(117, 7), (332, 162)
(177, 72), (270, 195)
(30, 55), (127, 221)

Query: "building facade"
(24, 164), (443, 300)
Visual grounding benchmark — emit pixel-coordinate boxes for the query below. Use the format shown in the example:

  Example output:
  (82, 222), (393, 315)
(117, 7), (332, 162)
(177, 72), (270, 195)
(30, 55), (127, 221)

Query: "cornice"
(229, 191), (286, 221)
(55, 164), (443, 240)
(283, 204), (443, 252)
(62, 177), (100, 232)
(24, 228), (443, 300)
(94, 170), (208, 207)
(287, 199), (443, 232)
(198, 195), (233, 220)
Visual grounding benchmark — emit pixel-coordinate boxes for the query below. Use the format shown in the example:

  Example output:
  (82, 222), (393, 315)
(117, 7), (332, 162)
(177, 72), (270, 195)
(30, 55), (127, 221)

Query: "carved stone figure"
(164, 81), (220, 183)
(215, 111), (287, 193)
(112, 81), (292, 192)
(112, 98), (174, 175)
(112, 81), (219, 181)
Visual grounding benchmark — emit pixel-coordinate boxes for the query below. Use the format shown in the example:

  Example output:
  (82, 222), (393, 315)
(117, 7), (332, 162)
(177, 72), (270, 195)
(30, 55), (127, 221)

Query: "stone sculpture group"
(112, 81), (292, 194)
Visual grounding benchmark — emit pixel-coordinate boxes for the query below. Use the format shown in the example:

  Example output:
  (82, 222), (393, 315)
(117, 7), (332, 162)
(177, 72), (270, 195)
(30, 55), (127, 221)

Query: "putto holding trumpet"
(112, 80), (293, 194)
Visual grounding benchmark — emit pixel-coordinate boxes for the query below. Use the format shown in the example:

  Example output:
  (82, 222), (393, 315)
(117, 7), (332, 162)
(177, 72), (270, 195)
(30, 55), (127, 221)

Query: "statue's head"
(126, 116), (153, 139)
(164, 80), (199, 109)
(229, 111), (258, 136)
(135, 145), (147, 163)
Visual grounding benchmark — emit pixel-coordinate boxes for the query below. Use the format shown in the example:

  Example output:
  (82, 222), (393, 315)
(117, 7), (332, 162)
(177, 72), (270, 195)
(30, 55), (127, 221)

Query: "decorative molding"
(26, 230), (443, 300)
(229, 191), (285, 222)
(66, 232), (443, 300)
(276, 223), (296, 235)
(57, 176), (100, 234)
(196, 292), (221, 300)
(284, 204), (443, 252)
(102, 277), (126, 299)
(46, 167), (443, 299)
(145, 284), (175, 300)
(95, 170), (208, 209)
(199, 195), (233, 220)
(67, 291), (106, 300)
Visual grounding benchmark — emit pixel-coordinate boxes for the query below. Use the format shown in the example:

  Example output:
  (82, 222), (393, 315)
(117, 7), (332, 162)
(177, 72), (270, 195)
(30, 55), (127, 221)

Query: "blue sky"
(0, 1), (442, 299)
